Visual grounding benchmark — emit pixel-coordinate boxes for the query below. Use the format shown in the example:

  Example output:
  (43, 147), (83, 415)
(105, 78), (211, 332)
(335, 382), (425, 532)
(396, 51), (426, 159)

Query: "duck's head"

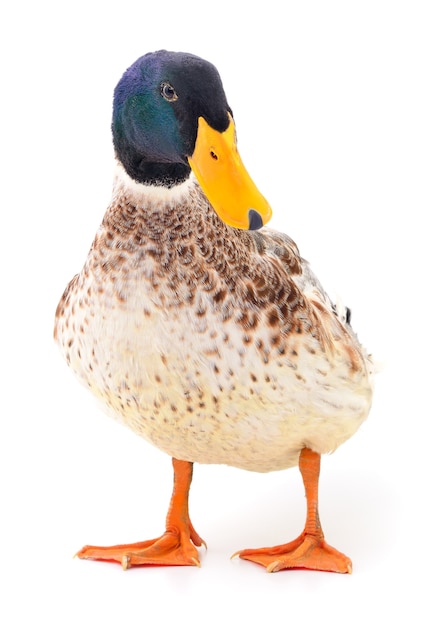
(112, 50), (272, 231)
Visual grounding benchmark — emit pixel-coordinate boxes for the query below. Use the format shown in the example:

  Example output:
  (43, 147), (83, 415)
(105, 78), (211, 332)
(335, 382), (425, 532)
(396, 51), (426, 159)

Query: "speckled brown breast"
(54, 168), (373, 472)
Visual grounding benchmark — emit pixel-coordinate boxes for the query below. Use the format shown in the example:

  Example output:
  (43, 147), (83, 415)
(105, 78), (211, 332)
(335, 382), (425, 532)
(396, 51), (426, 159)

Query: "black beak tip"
(248, 209), (264, 231)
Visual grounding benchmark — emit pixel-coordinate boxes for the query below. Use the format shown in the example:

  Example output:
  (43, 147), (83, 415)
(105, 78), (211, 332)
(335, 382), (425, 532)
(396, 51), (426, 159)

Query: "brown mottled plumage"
(55, 165), (372, 473)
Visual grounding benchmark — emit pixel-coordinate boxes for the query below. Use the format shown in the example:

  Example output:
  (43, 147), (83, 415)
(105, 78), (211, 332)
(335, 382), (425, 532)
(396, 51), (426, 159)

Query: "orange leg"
(77, 458), (205, 569)
(237, 448), (352, 573)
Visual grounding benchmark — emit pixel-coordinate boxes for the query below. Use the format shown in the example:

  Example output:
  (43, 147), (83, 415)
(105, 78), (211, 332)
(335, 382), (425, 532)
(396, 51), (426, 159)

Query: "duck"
(54, 50), (373, 574)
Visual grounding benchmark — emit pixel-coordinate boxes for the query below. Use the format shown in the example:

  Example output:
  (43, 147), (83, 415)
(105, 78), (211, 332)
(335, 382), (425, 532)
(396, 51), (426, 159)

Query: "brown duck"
(54, 50), (373, 573)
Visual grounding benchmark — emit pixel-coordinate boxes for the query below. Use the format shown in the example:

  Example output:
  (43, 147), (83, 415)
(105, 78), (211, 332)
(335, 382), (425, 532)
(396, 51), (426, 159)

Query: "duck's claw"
(237, 533), (352, 574)
(77, 528), (204, 569)
(76, 458), (205, 569)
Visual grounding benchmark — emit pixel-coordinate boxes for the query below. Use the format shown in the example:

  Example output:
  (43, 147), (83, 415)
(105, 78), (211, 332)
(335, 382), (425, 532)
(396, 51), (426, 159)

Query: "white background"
(2, 1), (425, 624)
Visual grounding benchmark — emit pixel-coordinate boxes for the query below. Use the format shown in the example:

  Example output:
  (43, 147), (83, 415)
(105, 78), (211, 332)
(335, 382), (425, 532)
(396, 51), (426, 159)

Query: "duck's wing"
(248, 226), (369, 365)
(250, 228), (336, 314)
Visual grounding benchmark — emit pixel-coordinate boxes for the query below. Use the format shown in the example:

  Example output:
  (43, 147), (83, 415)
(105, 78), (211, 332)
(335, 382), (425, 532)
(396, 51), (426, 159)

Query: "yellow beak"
(188, 114), (272, 230)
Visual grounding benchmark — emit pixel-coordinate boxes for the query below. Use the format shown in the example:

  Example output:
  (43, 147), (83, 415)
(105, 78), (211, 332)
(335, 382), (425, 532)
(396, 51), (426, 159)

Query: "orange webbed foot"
(76, 458), (205, 569)
(236, 532), (352, 573)
(235, 448), (353, 575)
(77, 523), (205, 569)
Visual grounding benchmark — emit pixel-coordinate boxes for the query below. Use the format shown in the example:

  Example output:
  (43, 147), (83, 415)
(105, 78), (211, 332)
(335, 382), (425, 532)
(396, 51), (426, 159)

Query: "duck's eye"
(160, 82), (178, 102)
